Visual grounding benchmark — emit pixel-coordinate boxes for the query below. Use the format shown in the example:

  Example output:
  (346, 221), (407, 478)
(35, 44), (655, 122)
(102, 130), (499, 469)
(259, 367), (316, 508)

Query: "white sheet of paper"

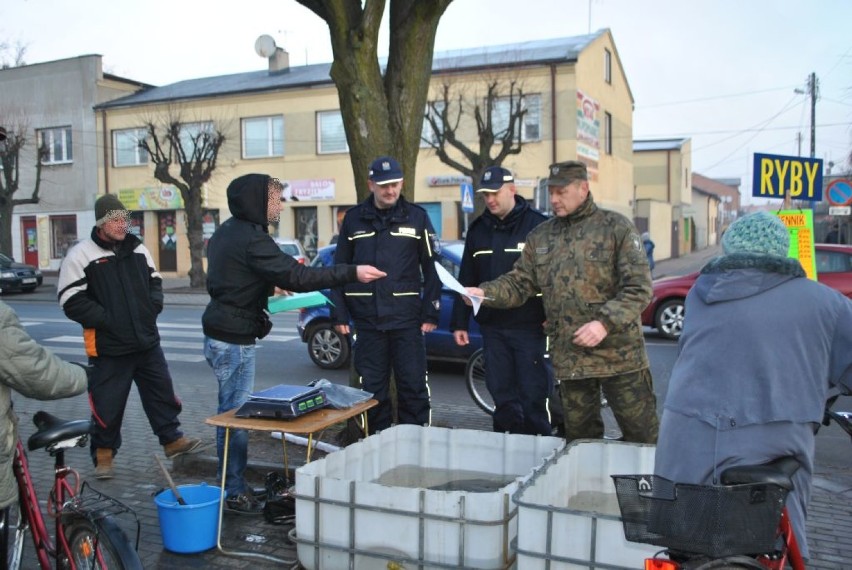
(434, 261), (485, 316)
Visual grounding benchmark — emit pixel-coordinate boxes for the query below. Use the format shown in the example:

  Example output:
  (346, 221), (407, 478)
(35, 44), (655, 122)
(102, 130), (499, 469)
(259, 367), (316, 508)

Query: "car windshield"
(279, 244), (301, 256)
(0, 253), (12, 264)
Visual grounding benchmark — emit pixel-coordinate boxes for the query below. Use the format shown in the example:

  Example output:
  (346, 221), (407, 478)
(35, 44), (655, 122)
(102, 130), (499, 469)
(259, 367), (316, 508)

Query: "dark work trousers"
(354, 327), (430, 433)
(481, 325), (552, 436)
(87, 345), (184, 462)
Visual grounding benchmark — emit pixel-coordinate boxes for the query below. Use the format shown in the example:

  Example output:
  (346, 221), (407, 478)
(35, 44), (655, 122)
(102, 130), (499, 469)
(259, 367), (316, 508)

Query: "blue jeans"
(204, 337), (256, 497)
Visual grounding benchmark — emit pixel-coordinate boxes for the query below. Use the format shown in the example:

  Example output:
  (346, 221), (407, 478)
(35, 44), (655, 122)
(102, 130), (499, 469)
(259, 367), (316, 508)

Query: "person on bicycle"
(0, 301), (89, 538)
(654, 211), (852, 560)
(450, 166), (553, 436)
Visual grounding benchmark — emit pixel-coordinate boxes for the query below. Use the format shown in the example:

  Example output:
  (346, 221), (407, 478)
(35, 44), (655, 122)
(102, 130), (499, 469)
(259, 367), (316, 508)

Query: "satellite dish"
(255, 35), (277, 58)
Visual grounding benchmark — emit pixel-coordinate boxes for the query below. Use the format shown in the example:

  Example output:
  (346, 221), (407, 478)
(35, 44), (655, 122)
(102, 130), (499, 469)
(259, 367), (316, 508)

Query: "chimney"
(269, 47), (289, 73)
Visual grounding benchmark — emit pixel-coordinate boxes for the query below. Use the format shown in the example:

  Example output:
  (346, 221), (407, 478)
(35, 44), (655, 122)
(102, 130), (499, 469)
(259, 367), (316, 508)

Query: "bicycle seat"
(28, 411), (93, 451)
(719, 456), (800, 490)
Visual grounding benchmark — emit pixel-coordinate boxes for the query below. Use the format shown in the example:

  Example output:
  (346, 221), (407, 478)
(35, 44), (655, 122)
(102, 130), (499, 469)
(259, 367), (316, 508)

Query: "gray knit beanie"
(722, 211), (789, 257)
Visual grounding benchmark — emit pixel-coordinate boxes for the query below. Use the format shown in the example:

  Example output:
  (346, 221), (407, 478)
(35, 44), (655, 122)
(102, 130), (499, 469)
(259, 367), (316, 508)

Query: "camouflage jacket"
(480, 195), (652, 381)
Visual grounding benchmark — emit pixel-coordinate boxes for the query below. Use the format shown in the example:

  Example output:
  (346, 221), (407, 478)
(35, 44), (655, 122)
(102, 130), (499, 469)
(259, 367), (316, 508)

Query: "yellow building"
(633, 138), (693, 260)
(96, 30), (636, 276)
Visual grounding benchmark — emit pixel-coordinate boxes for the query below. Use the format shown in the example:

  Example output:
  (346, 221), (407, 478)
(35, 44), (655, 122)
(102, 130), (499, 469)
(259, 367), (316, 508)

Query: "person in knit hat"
(654, 211), (852, 560)
(57, 194), (206, 480)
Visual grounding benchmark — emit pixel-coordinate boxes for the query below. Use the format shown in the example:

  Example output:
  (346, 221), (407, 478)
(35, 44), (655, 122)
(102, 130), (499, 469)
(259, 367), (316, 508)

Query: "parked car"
(642, 243), (852, 340)
(0, 253), (43, 294)
(274, 238), (308, 264)
(297, 241), (483, 369)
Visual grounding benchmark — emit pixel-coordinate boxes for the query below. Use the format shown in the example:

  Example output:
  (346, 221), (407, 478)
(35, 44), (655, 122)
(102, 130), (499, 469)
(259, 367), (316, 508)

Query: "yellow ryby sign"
(752, 153), (823, 201)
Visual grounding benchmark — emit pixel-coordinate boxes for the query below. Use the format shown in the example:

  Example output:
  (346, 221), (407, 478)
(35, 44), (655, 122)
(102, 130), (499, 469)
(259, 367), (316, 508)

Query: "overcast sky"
(4, 0), (851, 203)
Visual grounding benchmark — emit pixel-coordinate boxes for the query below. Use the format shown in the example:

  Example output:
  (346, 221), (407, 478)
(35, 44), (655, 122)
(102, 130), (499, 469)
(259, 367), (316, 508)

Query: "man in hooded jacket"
(203, 173), (384, 514)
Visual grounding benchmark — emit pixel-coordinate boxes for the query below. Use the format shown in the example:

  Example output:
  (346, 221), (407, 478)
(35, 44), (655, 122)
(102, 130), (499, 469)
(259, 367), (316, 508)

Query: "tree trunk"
(299, 0), (451, 202)
(179, 185), (207, 288)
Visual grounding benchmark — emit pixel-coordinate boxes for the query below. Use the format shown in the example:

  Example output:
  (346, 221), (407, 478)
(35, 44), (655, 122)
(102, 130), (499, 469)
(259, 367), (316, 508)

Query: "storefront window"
(50, 215), (77, 258)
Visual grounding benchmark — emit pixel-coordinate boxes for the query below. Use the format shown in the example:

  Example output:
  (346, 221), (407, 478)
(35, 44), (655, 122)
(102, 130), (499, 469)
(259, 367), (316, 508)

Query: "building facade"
(0, 55), (147, 270)
(93, 30), (636, 276)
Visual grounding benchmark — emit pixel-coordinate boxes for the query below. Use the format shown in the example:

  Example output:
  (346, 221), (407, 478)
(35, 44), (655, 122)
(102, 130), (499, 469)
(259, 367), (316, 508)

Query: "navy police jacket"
(450, 195), (547, 331)
(329, 195), (441, 331)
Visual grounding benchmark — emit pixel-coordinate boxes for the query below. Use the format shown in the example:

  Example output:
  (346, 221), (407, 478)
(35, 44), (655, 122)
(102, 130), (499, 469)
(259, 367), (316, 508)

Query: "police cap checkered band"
(546, 160), (588, 186)
(478, 166), (514, 191)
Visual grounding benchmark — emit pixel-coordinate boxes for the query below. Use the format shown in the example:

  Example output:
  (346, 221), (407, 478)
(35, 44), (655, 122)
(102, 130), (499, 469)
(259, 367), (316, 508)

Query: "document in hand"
(433, 261), (487, 316)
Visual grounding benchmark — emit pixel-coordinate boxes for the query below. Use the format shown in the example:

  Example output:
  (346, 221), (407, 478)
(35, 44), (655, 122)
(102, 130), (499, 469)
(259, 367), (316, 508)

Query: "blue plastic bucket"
(154, 483), (221, 553)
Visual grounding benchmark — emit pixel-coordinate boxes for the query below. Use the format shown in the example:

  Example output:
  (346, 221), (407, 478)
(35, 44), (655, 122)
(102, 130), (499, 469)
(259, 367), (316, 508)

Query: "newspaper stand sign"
(777, 210), (818, 281)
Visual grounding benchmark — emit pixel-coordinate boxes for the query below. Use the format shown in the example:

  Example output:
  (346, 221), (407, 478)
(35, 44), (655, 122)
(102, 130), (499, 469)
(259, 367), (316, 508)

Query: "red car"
(642, 243), (852, 340)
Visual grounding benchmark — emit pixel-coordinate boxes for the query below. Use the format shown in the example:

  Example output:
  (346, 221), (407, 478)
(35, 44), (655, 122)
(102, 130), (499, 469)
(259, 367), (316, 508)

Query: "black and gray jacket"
(57, 227), (164, 357)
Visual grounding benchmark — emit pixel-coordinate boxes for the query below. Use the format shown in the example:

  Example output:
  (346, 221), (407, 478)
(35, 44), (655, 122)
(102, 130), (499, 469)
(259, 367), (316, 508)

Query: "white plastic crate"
(513, 439), (660, 569)
(293, 425), (564, 570)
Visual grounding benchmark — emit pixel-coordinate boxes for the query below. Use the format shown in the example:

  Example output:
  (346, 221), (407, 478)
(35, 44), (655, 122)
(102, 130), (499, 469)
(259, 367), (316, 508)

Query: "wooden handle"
(154, 454), (187, 506)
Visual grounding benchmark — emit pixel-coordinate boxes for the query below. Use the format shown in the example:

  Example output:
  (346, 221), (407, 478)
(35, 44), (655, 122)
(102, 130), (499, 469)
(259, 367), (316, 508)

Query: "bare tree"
(138, 116), (226, 288)
(0, 119), (46, 256)
(422, 79), (529, 213)
(296, 0), (452, 202)
(0, 41), (27, 69)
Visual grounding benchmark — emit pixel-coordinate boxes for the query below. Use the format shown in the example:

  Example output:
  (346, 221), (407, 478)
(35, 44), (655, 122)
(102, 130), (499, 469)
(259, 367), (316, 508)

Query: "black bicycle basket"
(611, 474), (789, 558)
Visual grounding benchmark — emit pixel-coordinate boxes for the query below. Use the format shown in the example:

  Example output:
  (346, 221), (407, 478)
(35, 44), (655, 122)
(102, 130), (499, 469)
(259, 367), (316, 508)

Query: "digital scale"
(234, 384), (328, 419)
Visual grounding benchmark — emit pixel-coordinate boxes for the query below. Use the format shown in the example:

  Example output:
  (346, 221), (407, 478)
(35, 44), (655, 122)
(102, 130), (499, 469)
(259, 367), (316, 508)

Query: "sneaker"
(225, 493), (264, 516)
(163, 436), (206, 459)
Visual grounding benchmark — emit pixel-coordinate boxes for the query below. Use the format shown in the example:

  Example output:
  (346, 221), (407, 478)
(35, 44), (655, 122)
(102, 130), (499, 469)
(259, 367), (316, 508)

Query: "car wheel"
(306, 323), (350, 369)
(654, 298), (685, 340)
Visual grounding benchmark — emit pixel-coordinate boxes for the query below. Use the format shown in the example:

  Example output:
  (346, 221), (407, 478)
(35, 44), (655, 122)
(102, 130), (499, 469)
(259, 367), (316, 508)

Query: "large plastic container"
(293, 425), (564, 569)
(512, 440), (660, 569)
(154, 483), (221, 554)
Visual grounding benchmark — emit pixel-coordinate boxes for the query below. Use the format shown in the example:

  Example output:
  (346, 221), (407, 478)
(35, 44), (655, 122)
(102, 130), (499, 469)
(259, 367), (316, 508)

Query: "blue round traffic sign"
(826, 179), (852, 206)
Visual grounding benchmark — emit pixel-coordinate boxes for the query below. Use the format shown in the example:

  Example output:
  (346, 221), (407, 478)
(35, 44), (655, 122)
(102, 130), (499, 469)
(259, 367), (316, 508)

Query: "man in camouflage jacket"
(466, 160), (658, 443)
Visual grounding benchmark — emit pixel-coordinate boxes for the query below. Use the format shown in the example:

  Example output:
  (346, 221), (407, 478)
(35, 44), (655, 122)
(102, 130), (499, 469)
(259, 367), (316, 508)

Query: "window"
(493, 94), (541, 142)
(179, 121), (215, 158)
(816, 249), (852, 273)
(604, 111), (613, 155)
(421, 101), (446, 147)
(242, 115), (284, 158)
(604, 48), (612, 84)
(50, 215), (77, 258)
(113, 128), (148, 167)
(38, 126), (73, 164)
(317, 111), (348, 154)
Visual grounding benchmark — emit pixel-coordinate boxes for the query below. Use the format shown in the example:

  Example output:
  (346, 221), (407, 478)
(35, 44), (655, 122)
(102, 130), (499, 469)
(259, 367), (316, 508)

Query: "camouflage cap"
(546, 160), (588, 186)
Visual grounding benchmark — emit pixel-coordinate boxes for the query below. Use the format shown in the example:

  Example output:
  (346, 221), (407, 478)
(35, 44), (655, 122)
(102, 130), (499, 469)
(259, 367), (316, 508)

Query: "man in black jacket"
(329, 156), (442, 434)
(203, 174), (384, 514)
(58, 194), (204, 480)
(450, 166), (553, 435)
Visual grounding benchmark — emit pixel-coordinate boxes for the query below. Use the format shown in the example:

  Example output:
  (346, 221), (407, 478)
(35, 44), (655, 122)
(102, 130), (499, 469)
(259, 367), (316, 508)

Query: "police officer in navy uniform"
(451, 166), (553, 435)
(330, 156), (442, 433)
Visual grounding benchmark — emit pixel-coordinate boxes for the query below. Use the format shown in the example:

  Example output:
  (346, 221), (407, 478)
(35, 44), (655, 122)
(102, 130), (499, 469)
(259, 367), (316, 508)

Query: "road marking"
(43, 345), (206, 363)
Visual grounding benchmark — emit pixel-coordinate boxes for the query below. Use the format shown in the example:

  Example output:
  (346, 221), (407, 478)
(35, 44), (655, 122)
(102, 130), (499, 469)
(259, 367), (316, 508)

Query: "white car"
(274, 238), (308, 264)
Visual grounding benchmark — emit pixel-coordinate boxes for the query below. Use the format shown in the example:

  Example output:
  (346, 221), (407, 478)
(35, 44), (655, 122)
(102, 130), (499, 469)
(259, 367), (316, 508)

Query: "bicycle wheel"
(465, 348), (494, 415)
(62, 515), (143, 570)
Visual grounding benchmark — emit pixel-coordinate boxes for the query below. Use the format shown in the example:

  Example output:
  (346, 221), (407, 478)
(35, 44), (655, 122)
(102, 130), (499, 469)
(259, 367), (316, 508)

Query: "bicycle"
(611, 398), (852, 570)
(2, 411), (143, 569)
